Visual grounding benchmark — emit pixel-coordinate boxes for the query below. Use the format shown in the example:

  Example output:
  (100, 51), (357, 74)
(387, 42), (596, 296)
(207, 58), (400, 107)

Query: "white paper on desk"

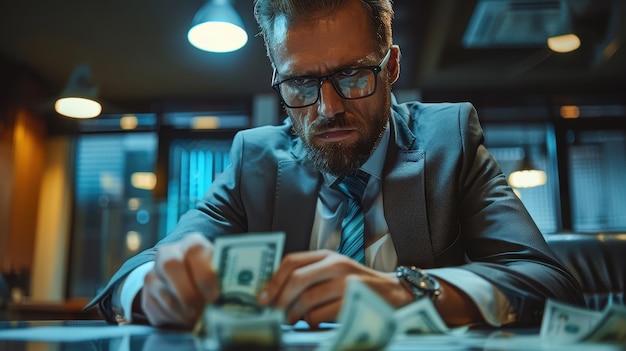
(390, 332), (485, 351)
(483, 333), (622, 351)
(0, 324), (156, 342)
(281, 320), (338, 346)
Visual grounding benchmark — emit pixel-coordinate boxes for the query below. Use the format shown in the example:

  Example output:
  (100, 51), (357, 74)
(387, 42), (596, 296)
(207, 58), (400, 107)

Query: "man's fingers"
(185, 241), (220, 303)
(142, 271), (191, 327)
(286, 278), (345, 324)
(271, 252), (357, 309)
(149, 233), (216, 325)
(154, 249), (203, 315)
(259, 250), (336, 306)
(304, 298), (343, 328)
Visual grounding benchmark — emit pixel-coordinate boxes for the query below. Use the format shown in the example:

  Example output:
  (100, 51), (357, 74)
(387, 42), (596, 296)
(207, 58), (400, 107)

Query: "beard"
(290, 95), (390, 177)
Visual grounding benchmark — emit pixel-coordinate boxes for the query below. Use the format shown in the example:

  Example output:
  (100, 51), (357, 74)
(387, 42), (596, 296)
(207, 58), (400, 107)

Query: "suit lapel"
(273, 145), (321, 255)
(383, 109), (435, 267)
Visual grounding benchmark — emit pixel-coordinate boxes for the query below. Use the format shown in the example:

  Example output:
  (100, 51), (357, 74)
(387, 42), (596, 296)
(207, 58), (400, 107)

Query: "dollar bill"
(212, 232), (285, 311)
(201, 304), (285, 350)
(194, 231), (286, 349)
(580, 304), (626, 344)
(540, 299), (603, 342)
(394, 297), (450, 335)
(317, 277), (397, 351)
(540, 299), (626, 344)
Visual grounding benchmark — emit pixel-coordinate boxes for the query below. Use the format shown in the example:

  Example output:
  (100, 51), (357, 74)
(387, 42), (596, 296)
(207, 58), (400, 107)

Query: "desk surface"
(0, 320), (622, 351)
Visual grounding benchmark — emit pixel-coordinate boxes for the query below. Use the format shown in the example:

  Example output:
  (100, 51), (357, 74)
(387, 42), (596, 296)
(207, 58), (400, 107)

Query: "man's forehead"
(268, 11), (378, 75)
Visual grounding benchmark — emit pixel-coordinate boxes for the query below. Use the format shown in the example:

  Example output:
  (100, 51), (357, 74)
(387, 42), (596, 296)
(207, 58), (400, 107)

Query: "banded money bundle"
(195, 232), (286, 350)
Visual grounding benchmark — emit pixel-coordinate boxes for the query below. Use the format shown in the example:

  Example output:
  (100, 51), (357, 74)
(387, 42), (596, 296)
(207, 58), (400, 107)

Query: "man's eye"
(337, 68), (360, 78)
(290, 77), (317, 87)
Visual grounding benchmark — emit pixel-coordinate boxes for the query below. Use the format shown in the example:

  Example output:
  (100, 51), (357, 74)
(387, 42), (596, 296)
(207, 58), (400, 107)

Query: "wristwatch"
(395, 266), (441, 301)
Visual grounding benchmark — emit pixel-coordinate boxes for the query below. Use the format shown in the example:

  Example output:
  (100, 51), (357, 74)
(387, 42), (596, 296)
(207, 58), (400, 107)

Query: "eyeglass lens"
(278, 69), (377, 108)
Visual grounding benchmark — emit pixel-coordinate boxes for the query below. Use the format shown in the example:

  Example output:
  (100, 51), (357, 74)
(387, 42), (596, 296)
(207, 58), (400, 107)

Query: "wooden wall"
(0, 65), (49, 295)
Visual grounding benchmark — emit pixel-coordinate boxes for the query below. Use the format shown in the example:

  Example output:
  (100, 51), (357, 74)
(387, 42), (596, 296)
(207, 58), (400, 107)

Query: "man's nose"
(317, 81), (345, 118)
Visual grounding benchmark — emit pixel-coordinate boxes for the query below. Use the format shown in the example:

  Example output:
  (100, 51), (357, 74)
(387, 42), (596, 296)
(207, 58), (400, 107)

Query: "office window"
(568, 130), (626, 232)
(67, 105), (247, 298)
(69, 133), (160, 298)
(166, 139), (233, 234)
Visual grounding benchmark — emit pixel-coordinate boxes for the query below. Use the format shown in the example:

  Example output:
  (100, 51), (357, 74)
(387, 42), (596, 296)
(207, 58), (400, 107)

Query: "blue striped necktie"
(334, 172), (370, 264)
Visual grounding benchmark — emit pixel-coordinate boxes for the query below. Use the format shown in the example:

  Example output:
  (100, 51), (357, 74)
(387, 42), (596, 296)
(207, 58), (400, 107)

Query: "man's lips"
(315, 128), (357, 142)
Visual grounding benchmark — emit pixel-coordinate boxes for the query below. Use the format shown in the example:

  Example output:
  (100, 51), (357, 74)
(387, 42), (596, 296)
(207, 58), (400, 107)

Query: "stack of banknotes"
(194, 231), (625, 350)
(194, 232), (286, 350)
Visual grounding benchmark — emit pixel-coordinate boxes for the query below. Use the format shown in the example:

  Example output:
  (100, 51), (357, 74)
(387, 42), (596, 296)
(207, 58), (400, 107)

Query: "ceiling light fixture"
(187, 0), (248, 53)
(547, 0), (580, 53)
(54, 63), (102, 119)
(547, 33), (581, 53)
(508, 147), (547, 189)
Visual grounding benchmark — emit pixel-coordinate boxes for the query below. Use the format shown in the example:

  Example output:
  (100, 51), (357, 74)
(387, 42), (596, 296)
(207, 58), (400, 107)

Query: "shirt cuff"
(426, 267), (517, 327)
(119, 261), (155, 324)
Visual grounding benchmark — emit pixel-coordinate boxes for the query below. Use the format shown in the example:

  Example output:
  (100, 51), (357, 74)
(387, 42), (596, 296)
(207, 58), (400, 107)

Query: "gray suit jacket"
(87, 99), (584, 325)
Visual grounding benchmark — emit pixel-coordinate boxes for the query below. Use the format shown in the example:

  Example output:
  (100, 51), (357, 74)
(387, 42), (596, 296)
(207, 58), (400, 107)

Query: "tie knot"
(335, 172), (370, 200)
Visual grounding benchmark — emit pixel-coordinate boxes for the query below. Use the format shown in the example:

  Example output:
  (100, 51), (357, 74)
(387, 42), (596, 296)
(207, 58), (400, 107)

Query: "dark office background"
(0, 0), (624, 301)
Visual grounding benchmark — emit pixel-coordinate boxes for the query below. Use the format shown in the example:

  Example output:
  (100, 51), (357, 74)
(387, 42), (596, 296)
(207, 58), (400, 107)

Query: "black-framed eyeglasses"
(271, 49), (391, 109)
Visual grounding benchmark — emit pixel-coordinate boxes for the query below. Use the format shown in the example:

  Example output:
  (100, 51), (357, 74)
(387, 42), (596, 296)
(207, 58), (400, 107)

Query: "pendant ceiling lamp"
(187, 0), (248, 53)
(54, 63), (102, 119)
(547, 0), (580, 53)
(508, 147), (547, 189)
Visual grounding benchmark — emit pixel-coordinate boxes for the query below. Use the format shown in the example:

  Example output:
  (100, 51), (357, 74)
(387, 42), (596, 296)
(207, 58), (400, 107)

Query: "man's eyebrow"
(353, 53), (378, 66)
(283, 54), (379, 79)
(334, 54), (379, 70)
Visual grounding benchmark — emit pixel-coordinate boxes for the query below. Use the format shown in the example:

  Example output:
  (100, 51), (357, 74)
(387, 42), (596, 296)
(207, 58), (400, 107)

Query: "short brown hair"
(253, 0), (394, 61)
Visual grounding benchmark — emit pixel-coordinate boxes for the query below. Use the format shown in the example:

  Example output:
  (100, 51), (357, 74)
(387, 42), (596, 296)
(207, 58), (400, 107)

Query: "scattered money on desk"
(193, 234), (622, 349)
(394, 295), (450, 335)
(317, 278), (466, 351)
(194, 232), (286, 349)
(540, 299), (626, 344)
(317, 278), (397, 351)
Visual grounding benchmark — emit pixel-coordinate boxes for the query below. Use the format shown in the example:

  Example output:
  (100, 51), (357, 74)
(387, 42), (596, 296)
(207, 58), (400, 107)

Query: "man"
(87, 0), (583, 329)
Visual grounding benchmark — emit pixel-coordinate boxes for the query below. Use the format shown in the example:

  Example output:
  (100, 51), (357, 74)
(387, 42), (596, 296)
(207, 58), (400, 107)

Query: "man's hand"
(257, 250), (414, 328)
(140, 233), (220, 328)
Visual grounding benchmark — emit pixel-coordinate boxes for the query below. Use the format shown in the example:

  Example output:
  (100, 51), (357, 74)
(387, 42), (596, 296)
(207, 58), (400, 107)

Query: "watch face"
(402, 267), (440, 293)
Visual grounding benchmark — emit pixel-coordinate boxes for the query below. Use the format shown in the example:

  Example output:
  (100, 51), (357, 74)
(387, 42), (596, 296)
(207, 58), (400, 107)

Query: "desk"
(0, 320), (622, 351)
(4, 299), (101, 320)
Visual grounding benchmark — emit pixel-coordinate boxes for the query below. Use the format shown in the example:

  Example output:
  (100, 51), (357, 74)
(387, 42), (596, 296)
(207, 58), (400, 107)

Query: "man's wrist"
(395, 266), (441, 301)
(118, 261), (155, 324)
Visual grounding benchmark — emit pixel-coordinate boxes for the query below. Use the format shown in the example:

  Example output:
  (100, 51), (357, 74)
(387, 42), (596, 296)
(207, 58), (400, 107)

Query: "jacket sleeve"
(84, 131), (251, 323)
(453, 103), (584, 325)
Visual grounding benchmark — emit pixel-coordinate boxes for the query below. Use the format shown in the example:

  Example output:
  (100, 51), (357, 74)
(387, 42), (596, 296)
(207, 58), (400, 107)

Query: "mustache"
(310, 114), (350, 132)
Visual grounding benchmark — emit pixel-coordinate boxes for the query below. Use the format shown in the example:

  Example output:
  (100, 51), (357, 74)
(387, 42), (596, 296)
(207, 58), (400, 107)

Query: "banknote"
(212, 232), (285, 311)
(580, 304), (626, 344)
(394, 297), (450, 335)
(202, 304), (285, 350)
(540, 299), (626, 344)
(317, 277), (397, 351)
(194, 231), (286, 348)
(540, 299), (603, 342)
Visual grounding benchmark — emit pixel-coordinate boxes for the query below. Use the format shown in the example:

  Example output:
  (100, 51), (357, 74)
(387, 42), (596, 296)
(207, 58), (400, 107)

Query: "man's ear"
(387, 45), (401, 85)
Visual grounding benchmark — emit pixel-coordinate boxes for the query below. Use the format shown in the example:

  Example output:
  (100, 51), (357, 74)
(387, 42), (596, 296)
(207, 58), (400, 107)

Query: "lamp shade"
(508, 148), (547, 188)
(54, 63), (102, 119)
(547, 0), (580, 53)
(187, 0), (248, 53)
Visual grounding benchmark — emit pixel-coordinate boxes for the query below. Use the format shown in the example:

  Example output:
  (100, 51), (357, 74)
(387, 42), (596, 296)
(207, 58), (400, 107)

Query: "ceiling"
(1, 0), (625, 118)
